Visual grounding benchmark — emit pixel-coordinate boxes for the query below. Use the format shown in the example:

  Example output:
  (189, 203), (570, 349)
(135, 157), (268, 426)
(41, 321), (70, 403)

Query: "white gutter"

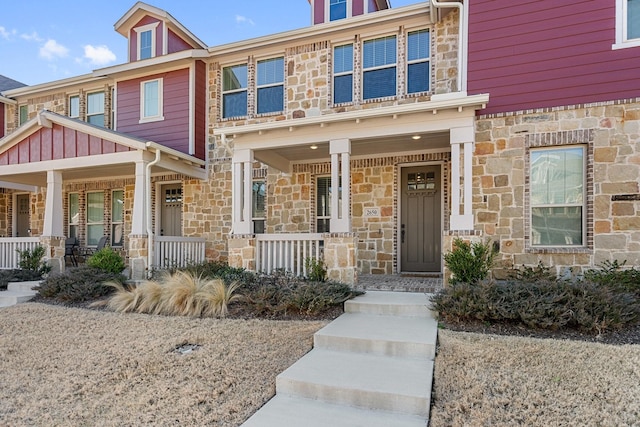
(145, 149), (162, 277)
(430, 0), (468, 93)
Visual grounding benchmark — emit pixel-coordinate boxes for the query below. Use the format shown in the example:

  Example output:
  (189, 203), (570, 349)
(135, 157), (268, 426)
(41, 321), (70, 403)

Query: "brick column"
(323, 232), (358, 285)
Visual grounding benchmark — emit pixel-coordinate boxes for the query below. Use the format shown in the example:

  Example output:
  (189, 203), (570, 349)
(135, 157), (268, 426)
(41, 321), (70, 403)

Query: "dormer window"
(330, 0), (348, 21)
(135, 23), (159, 60)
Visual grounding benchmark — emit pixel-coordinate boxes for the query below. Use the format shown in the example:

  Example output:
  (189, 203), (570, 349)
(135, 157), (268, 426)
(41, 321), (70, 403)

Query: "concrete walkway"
(0, 281), (39, 308)
(241, 290), (437, 426)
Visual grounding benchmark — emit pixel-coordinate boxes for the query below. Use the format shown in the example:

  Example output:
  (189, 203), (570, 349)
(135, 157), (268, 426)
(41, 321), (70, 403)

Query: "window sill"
(255, 111), (284, 118)
(221, 115), (248, 122)
(527, 247), (592, 254)
(612, 39), (640, 50)
(139, 116), (165, 124)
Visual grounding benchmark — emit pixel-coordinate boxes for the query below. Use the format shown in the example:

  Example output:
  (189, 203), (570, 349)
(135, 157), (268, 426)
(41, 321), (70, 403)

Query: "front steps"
(0, 281), (39, 308)
(241, 291), (437, 426)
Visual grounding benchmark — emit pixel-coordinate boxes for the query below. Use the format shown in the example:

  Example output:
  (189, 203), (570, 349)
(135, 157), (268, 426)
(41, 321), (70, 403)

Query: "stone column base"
(227, 234), (256, 271)
(128, 235), (148, 280)
(323, 233), (358, 285)
(40, 236), (65, 274)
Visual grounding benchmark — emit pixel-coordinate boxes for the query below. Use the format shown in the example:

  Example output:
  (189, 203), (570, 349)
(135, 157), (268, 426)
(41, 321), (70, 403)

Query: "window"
(69, 95), (80, 118)
(333, 44), (354, 104)
(86, 92), (105, 127)
(256, 57), (284, 114)
(86, 192), (105, 246)
(111, 190), (124, 247)
(68, 193), (79, 239)
(140, 79), (163, 122)
(407, 29), (430, 94)
(222, 64), (248, 118)
(330, 0), (348, 21)
(135, 23), (158, 60)
(615, 0), (640, 48)
(252, 181), (266, 234)
(363, 35), (397, 100)
(19, 105), (28, 125)
(317, 177), (331, 233)
(530, 146), (585, 246)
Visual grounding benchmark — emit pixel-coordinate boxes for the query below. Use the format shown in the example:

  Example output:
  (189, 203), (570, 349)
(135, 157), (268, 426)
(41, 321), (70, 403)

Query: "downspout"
(430, 0), (467, 93)
(146, 149), (162, 277)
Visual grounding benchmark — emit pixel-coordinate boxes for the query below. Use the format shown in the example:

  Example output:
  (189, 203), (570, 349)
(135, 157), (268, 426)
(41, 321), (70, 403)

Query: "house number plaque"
(364, 208), (380, 217)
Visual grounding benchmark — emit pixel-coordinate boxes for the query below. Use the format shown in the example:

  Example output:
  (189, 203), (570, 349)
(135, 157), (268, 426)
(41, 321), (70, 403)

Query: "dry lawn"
(431, 329), (640, 426)
(0, 303), (326, 426)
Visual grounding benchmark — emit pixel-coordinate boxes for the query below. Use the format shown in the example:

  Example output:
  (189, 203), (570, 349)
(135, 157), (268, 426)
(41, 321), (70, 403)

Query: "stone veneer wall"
(474, 99), (640, 278)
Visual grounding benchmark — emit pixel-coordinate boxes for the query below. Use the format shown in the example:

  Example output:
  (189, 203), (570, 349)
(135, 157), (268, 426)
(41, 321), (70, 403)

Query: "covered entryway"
(15, 194), (30, 237)
(401, 165), (442, 272)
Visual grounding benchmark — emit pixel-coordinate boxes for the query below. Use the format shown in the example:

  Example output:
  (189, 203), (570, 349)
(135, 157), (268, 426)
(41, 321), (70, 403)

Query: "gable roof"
(0, 75), (27, 93)
(115, 1), (207, 49)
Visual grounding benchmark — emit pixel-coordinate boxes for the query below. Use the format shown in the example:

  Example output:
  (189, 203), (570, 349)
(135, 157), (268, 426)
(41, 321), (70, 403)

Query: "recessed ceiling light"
(310, 144), (318, 150)
(412, 135), (421, 140)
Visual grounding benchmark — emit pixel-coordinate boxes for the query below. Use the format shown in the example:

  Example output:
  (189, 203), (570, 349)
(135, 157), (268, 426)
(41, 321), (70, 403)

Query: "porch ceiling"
(256, 131), (450, 164)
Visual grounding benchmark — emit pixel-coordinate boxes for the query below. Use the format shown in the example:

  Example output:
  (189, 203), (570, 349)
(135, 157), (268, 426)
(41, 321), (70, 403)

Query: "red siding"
(0, 103), (5, 139)
(168, 29), (193, 53)
(0, 124), (132, 165)
(194, 60), (207, 160)
(128, 16), (163, 61)
(116, 68), (191, 154)
(468, 0), (640, 114)
(314, 0), (325, 24)
(353, 0), (364, 17)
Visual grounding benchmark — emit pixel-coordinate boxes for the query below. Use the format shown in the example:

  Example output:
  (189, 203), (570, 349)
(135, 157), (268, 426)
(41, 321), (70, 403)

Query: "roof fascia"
(0, 95), (16, 105)
(92, 49), (208, 78)
(3, 74), (105, 98)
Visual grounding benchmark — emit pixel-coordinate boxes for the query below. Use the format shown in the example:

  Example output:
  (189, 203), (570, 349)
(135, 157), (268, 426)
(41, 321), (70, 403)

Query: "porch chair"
(81, 236), (109, 258)
(64, 237), (79, 267)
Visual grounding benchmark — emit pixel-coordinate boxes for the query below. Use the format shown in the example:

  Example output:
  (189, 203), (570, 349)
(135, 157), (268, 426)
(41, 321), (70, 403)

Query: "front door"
(160, 184), (182, 236)
(401, 165), (441, 272)
(15, 194), (30, 237)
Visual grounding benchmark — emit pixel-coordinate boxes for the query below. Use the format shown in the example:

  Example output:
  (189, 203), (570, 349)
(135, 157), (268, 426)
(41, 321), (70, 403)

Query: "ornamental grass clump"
(106, 270), (242, 318)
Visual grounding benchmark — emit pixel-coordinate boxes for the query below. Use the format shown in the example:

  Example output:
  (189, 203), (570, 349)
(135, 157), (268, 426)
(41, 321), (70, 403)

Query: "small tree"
(444, 238), (498, 285)
(17, 245), (52, 279)
(86, 248), (125, 274)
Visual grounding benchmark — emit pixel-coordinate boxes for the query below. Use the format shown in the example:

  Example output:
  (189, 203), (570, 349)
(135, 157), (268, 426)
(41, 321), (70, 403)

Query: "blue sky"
(1, 0), (421, 86)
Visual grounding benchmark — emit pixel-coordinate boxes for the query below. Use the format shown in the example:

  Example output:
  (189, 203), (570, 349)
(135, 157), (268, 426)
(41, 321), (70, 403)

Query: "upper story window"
(614, 0), (640, 49)
(69, 95), (80, 118)
(135, 23), (159, 60)
(363, 35), (397, 100)
(330, 0), (348, 21)
(223, 64), (248, 118)
(86, 92), (105, 127)
(18, 105), (28, 126)
(256, 57), (284, 115)
(333, 44), (354, 104)
(407, 29), (430, 94)
(530, 146), (585, 247)
(140, 78), (163, 122)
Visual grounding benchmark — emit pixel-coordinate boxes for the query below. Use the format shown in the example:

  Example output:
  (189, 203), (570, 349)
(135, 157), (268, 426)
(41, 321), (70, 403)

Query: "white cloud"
(235, 15), (255, 26)
(0, 26), (16, 40)
(21, 31), (43, 42)
(83, 44), (116, 66)
(39, 39), (69, 60)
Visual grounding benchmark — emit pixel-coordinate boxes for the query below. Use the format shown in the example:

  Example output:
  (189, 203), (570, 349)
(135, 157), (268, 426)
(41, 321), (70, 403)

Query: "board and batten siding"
(116, 69), (191, 155)
(468, 0), (640, 114)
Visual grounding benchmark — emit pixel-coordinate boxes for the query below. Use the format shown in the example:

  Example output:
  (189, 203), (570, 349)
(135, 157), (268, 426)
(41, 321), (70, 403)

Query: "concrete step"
(241, 395), (427, 427)
(276, 349), (432, 418)
(7, 280), (41, 292)
(314, 312), (437, 359)
(0, 290), (37, 308)
(345, 291), (436, 318)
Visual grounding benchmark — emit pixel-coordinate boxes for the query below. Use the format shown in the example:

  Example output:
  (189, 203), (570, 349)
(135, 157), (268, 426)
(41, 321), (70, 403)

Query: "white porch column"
(232, 149), (254, 234)
(131, 160), (148, 235)
(329, 139), (351, 233)
(43, 170), (63, 237)
(450, 126), (475, 230)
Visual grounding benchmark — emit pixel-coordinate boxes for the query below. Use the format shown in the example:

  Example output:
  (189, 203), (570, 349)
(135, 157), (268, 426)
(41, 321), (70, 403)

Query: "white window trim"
(135, 22), (159, 60)
(18, 104), (28, 126)
(326, 0), (351, 22)
(333, 44), (354, 105)
(316, 175), (332, 233)
(139, 78), (164, 123)
(68, 192), (79, 239)
(111, 189), (124, 247)
(222, 63), (249, 119)
(86, 91), (105, 125)
(86, 191), (105, 247)
(529, 145), (587, 248)
(406, 29), (431, 95)
(362, 35), (398, 101)
(68, 95), (80, 119)
(614, 0), (640, 49)
(256, 57), (285, 115)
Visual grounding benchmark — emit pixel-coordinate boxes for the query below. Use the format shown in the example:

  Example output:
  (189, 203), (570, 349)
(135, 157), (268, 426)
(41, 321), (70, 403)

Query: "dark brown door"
(16, 194), (30, 237)
(401, 166), (441, 272)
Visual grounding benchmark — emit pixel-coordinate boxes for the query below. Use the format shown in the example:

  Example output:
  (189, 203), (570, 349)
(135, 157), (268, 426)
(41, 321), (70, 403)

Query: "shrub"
(86, 248), (125, 274)
(16, 245), (51, 278)
(444, 238), (499, 285)
(36, 266), (125, 303)
(582, 260), (640, 296)
(305, 257), (327, 282)
(106, 270), (242, 318)
(508, 261), (558, 284)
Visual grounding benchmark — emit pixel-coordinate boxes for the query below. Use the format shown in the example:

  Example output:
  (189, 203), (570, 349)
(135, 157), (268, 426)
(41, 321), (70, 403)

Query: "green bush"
(16, 245), (51, 278)
(86, 248), (125, 274)
(583, 260), (640, 296)
(444, 238), (499, 285)
(305, 257), (327, 282)
(36, 266), (125, 303)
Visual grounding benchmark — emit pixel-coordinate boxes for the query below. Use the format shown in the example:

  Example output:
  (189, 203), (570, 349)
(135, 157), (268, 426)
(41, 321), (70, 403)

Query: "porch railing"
(154, 236), (206, 270)
(255, 233), (324, 276)
(0, 237), (41, 269)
